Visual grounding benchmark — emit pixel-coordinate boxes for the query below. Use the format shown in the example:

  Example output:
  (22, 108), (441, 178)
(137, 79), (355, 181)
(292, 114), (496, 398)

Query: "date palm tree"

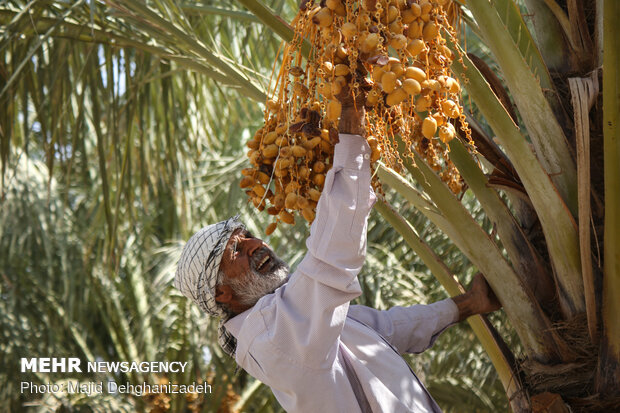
(1, 0), (618, 412)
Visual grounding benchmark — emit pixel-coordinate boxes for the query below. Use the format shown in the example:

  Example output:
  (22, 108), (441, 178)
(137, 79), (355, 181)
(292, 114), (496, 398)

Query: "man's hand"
(334, 63), (370, 137)
(333, 61), (371, 108)
(337, 105), (365, 136)
(452, 273), (502, 322)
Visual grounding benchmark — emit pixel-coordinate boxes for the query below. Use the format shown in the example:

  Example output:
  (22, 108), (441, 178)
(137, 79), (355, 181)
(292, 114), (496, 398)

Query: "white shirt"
(225, 134), (459, 412)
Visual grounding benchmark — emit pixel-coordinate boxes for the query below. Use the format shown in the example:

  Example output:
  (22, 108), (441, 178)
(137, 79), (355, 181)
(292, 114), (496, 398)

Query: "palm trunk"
(597, 0), (620, 396)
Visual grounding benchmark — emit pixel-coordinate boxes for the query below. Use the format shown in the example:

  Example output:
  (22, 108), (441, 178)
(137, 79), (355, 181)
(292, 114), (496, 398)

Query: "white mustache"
(227, 257), (289, 308)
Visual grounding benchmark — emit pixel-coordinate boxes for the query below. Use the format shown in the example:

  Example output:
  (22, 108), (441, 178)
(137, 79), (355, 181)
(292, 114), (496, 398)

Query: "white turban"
(174, 216), (244, 357)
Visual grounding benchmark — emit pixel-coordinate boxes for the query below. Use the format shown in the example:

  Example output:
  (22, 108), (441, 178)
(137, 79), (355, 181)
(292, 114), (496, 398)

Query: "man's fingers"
(472, 273), (502, 313)
(335, 91), (366, 108)
(334, 63), (369, 107)
(468, 273), (485, 292)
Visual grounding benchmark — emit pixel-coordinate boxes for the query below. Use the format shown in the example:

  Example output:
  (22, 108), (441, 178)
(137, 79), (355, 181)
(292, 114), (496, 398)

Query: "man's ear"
(215, 284), (233, 303)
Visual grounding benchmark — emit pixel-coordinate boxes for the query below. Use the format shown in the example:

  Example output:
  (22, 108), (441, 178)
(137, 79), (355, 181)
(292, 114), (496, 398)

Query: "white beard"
(226, 259), (289, 308)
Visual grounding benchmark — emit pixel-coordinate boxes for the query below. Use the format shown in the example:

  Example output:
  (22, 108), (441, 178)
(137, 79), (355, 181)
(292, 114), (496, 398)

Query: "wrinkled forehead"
(217, 227), (244, 271)
(219, 217), (245, 248)
(224, 227), (244, 247)
(230, 227), (244, 238)
(203, 220), (243, 275)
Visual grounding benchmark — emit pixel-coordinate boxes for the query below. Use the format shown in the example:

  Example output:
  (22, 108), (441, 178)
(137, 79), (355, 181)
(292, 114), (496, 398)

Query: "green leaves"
(448, 41), (584, 318)
(466, 0), (578, 216)
(0, 1), (284, 410)
(377, 156), (561, 363)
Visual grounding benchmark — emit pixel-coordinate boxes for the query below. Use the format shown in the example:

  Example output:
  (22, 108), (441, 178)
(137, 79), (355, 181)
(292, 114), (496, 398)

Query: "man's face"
(218, 228), (289, 311)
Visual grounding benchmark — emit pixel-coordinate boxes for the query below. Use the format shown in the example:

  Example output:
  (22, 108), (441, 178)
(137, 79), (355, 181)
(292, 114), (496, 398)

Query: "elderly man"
(175, 97), (501, 412)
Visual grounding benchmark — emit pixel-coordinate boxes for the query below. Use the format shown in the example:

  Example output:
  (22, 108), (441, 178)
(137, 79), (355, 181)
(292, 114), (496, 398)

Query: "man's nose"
(245, 237), (268, 256)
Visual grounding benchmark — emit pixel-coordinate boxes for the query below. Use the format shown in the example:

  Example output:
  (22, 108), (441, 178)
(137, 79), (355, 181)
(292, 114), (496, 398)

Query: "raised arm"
(258, 97), (376, 367)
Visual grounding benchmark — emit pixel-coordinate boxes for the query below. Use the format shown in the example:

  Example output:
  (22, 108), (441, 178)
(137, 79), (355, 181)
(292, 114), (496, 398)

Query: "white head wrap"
(174, 216), (244, 357)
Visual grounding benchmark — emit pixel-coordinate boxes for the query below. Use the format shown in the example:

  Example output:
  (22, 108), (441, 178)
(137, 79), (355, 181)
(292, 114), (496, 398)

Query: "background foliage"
(4, 0), (617, 411)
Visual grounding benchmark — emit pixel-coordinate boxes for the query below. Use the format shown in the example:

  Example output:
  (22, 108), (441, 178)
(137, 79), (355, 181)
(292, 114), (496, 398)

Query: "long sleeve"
(244, 134), (377, 368)
(297, 134), (376, 284)
(347, 299), (459, 354)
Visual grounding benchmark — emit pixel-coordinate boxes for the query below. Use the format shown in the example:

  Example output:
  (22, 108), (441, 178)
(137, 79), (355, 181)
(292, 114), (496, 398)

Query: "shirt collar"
(223, 278), (291, 338)
(224, 307), (251, 338)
